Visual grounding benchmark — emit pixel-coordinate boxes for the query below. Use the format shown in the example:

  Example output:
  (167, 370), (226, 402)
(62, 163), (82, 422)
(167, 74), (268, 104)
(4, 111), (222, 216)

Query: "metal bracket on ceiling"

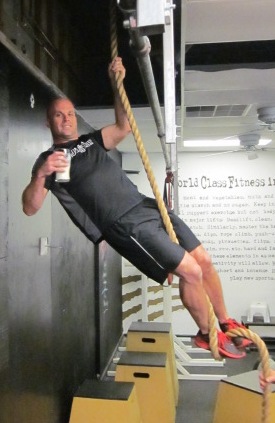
(117, 0), (166, 35)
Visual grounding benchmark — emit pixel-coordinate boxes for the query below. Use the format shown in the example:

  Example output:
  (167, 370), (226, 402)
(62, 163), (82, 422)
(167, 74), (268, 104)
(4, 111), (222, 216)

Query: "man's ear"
(46, 119), (50, 128)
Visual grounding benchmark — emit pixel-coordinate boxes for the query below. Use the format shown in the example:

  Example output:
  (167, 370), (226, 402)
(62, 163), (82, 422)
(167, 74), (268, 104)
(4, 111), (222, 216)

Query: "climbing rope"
(206, 295), (221, 361)
(227, 327), (271, 423)
(109, 7), (271, 423)
(109, 0), (220, 360)
(110, 1), (177, 245)
(109, 3), (271, 422)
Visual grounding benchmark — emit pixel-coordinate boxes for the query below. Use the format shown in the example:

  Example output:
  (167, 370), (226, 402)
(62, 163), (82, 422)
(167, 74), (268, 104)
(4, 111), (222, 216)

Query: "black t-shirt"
(32, 130), (144, 242)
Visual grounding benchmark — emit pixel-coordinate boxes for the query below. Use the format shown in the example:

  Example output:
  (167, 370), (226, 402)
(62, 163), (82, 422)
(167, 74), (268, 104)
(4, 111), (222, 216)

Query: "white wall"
(123, 150), (275, 335)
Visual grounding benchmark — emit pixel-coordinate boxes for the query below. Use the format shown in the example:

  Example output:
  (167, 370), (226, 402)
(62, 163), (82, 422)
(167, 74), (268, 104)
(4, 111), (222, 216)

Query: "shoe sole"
(194, 338), (246, 359)
(232, 337), (253, 348)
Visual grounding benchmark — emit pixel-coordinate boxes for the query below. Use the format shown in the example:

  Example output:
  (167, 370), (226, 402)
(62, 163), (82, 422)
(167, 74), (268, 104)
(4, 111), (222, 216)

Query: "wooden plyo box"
(126, 321), (179, 405)
(69, 379), (142, 423)
(213, 370), (275, 423)
(115, 351), (175, 423)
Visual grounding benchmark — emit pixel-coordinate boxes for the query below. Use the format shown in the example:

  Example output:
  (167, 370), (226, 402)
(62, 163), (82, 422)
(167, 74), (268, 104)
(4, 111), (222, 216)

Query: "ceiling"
(77, 0), (275, 155)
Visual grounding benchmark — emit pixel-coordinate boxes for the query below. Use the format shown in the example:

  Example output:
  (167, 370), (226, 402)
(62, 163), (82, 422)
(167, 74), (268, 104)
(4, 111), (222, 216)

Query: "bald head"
(46, 97), (79, 144)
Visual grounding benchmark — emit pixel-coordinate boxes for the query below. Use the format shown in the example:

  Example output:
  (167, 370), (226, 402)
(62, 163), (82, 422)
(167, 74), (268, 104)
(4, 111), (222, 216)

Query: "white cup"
(55, 148), (71, 182)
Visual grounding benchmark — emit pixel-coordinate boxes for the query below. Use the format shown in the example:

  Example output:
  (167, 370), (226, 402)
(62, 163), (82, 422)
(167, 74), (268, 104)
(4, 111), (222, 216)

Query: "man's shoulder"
(78, 130), (105, 149)
(79, 130), (102, 140)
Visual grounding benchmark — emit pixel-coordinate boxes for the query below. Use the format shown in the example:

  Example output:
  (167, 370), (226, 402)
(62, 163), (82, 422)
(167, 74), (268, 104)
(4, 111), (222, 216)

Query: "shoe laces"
(224, 318), (245, 330)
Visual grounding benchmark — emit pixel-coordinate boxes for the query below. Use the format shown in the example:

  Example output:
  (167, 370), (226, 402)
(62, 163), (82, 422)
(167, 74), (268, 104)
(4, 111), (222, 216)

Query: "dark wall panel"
(95, 240), (123, 376)
(95, 149), (123, 376)
(0, 45), (123, 423)
(51, 203), (97, 422)
(4, 46), (56, 423)
(0, 61), (10, 422)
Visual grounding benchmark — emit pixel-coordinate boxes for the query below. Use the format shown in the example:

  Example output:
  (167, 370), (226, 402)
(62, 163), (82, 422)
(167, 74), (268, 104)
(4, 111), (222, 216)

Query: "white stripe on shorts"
(130, 235), (165, 270)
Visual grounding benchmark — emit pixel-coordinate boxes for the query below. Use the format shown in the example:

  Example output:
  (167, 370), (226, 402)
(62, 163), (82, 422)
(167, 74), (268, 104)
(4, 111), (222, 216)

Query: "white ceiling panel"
(186, 0), (275, 43)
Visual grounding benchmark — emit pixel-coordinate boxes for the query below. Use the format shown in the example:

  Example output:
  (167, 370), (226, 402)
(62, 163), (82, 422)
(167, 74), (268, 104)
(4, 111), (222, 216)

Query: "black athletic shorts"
(104, 197), (201, 284)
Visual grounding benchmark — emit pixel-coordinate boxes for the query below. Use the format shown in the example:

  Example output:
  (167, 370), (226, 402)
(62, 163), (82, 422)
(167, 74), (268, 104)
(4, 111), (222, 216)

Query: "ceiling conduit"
(117, 0), (171, 170)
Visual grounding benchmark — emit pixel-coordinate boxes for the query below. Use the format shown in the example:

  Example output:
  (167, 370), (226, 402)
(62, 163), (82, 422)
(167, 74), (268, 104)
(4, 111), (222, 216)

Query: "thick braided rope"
(206, 295), (221, 360)
(227, 327), (271, 423)
(110, 1), (178, 244)
(109, 0), (220, 359)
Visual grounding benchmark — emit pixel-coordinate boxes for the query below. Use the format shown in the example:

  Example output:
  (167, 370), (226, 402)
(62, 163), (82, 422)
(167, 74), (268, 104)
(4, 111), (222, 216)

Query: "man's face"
(47, 98), (78, 143)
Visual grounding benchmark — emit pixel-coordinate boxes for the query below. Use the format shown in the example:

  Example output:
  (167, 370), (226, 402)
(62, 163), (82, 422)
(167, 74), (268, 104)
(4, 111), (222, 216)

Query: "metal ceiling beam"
(118, 0), (171, 170)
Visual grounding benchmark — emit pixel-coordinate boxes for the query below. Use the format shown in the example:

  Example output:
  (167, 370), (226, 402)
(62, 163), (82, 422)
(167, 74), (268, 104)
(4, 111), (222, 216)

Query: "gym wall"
(0, 45), (123, 423)
(123, 151), (275, 335)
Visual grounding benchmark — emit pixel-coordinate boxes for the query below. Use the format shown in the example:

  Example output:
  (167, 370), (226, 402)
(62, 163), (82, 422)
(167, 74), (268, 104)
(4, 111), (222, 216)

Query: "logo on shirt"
(70, 139), (94, 157)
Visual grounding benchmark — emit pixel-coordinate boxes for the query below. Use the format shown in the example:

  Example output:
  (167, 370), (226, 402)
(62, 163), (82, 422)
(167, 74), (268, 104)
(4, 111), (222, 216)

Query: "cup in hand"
(55, 148), (71, 182)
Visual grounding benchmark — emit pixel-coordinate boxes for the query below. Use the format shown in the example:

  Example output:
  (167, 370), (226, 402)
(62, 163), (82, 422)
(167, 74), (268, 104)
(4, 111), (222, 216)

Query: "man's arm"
(22, 150), (68, 215)
(101, 57), (132, 150)
(22, 177), (49, 216)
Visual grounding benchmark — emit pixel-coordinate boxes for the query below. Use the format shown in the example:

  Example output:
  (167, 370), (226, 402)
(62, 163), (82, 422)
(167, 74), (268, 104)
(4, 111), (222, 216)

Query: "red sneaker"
(219, 318), (253, 348)
(194, 330), (246, 359)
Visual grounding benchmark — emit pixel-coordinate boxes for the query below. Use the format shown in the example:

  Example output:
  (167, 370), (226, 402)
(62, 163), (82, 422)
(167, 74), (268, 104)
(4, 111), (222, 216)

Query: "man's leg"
(173, 248), (246, 358)
(189, 245), (229, 323)
(174, 251), (210, 334)
(188, 244), (252, 349)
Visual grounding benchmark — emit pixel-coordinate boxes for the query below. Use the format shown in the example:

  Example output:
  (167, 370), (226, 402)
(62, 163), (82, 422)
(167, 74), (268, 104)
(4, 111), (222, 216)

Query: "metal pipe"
(163, 0), (179, 212)
(128, 30), (171, 169)
(117, 1), (172, 168)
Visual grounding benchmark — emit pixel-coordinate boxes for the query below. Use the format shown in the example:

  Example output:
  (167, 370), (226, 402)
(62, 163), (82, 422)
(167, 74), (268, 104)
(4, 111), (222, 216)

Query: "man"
(22, 57), (250, 359)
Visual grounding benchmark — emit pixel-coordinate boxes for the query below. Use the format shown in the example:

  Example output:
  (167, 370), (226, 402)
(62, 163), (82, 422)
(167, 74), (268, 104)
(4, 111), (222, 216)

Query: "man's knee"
(175, 252), (203, 283)
(199, 252), (213, 272)
(190, 246), (213, 273)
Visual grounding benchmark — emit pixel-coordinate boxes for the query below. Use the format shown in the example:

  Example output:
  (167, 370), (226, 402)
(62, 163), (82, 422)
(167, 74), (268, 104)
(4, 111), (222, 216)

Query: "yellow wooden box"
(126, 321), (179, 405)
(213, 370), (275, 423)
(69, 379), (142, 423)
(115, 351), (175, 423)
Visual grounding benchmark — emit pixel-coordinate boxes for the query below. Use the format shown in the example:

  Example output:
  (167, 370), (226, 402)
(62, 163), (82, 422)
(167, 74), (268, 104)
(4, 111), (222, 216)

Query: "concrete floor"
(175, 347), (259, 423)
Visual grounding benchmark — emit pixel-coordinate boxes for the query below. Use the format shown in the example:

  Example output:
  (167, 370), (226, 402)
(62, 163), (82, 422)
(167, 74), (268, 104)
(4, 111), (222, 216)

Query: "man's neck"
(53, 135), (79, 145)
